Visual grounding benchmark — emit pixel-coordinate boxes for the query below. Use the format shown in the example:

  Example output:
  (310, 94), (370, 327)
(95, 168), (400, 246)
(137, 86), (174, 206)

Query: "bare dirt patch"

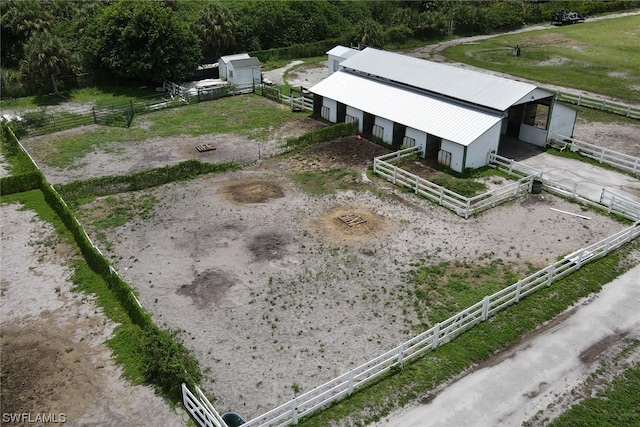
(0, 204), (185, 426)
(68, 134), (632, 420)
(221, 178), (285, 204)
(312, 206), (393, 244)
(573, 121), (640, 157)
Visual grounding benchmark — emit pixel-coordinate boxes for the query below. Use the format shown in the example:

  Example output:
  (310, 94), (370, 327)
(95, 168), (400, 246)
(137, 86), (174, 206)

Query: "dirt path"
(0, 203), (186, 426)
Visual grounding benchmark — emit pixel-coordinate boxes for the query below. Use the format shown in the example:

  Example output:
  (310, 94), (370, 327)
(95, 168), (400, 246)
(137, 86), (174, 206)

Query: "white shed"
(219, 53), (250, 81)
(226, 57), (261, 91)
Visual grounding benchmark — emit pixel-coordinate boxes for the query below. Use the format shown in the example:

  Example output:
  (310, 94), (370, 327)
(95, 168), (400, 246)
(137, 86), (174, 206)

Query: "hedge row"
(250, 37), (346, 63)
(283, 121), (358, 151)
(57, 159), (240, 201)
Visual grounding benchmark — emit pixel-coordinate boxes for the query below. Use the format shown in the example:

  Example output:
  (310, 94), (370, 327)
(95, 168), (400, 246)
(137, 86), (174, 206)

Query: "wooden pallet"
(338, 213), (367, 227)
(196, 144), (216, 152)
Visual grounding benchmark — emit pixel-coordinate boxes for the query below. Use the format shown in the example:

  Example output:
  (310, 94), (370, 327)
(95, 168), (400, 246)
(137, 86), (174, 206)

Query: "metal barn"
(309, 47), (577, 173)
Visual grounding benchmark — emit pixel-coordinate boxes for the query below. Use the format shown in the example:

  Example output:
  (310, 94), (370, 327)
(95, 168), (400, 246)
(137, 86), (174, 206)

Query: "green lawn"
(1, 84), (158, 111)
(445, 14), (640, 103)
(31, 94), (296, 168)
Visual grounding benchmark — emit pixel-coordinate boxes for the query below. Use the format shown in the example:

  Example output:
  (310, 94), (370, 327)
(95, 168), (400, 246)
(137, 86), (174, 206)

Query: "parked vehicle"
(551, 10), (586, 25)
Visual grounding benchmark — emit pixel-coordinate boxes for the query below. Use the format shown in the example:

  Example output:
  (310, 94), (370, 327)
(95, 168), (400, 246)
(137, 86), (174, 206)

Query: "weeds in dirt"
(291, 167), (360, 195)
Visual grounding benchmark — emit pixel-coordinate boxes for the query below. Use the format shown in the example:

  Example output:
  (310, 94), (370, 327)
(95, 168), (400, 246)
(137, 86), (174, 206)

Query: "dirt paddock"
(54, 135), (630, 420)
(3, 89), (640, 425)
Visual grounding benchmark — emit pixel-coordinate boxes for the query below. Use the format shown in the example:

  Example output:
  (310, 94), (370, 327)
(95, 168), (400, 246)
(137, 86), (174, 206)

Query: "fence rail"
(550, 89), (640, 119)
(373, 147), (540, 219)
(256, 85), (313, 111)
(551, 134), (640, 176)
(185, 218), (640, 427)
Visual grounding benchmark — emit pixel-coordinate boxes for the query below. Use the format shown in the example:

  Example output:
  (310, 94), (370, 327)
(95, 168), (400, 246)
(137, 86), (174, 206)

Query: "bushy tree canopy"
(81, 0), (201, 82)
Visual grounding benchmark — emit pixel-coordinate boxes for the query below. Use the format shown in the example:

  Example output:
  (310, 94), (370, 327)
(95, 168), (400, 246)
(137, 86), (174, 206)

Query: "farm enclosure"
(69, 136), (630, 419)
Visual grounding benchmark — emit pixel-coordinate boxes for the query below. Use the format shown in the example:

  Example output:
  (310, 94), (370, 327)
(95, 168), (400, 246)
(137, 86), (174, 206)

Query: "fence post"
(431, 323), (440, 350)
(347, 371), (354, 395)
(546, 264), (555, 287)
(415, 175), (419, 194)
(292, 398), (299, 425)
(515, 280), (522, 302)
(576, 249), (585, 268)
(397, 344), (405, 368)
(604, 235), (612, 255)
(393, 166), (397, 185)
(481, 296), (490, 321)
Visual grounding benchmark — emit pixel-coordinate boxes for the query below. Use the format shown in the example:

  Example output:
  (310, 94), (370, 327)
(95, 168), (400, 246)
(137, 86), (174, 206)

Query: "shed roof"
(309, 71), (503, 146)
(340, 48), (542, 111)
(219, 53), (250, 64)
(229, 57), (261, 69)
(326, 45), (359, 59)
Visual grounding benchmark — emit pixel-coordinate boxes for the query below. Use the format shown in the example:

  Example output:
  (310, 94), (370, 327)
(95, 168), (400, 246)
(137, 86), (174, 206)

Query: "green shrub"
(141, 327), (203, 401)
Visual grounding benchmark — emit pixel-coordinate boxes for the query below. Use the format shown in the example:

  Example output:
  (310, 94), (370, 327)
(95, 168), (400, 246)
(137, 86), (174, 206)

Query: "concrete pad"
(520, 153), (640, 202)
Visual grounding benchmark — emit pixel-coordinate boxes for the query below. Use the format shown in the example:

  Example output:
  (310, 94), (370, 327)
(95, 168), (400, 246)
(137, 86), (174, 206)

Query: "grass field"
(29, 94), (296, 169)
(445, 15), (640, 102)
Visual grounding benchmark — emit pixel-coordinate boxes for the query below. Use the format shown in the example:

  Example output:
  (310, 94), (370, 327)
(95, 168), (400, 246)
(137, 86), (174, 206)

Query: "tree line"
(1, 0), (636, 98)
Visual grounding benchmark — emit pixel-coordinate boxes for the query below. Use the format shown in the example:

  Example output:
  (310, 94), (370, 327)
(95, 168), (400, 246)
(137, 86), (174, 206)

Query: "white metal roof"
(230, 57), (261, 69)
(219, 53), (250, 64)
(309, 71), (503, 146)
(339, 48), (544, 111)
(326, 45), (359, 59)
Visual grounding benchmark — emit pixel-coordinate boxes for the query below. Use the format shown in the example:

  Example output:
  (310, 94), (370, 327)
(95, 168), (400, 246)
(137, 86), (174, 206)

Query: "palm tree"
(20, 31), (73, 93)
(193, 2), (238, 64)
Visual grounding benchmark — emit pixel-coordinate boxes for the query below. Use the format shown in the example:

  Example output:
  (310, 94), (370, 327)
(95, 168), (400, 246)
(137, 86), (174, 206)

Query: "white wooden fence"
(551, 134), (640, 176)
(183, 218), (640, 427)
(373, 147), (541, 219)
(550, 89), (640, 119)
(183, 383), (229, 427)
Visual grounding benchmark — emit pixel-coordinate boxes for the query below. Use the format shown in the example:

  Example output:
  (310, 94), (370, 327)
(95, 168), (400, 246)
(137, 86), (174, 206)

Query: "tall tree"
(192, 2), (237, 63)
(0, 0), (54, 66)
(352, 19), (385, 49)
(82, 0), (201, 83)
(19, 31), (73, 93)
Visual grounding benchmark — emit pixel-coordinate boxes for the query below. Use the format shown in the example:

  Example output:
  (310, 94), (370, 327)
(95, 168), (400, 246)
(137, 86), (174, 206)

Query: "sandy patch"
(71, 148), (629, 419)
(0, 203), (186, 426)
